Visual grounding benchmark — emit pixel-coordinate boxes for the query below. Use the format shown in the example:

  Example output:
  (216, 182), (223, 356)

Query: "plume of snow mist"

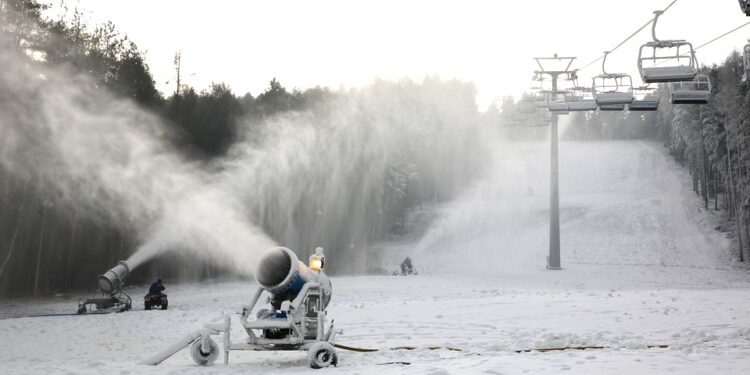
(220, 78), (488, 273)
(0, 35), (275, 276)
(403, 141), (549, 275)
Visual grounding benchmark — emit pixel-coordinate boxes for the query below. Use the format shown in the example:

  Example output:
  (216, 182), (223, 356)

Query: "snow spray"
(1, 26), (507, 279)
(0, 35), (275, 277)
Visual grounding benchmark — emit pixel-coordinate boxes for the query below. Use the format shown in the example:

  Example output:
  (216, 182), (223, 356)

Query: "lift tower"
(533, 54), (576, 270)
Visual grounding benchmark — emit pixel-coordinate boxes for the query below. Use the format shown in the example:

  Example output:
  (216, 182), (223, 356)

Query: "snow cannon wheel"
(308, 341), (338, 369)
(190, 338), (219, 366)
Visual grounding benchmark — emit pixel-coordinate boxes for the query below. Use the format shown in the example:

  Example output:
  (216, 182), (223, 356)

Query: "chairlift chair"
(638, 11), (699, 83)
(599, 104), (628, 111)
(564, 73), (584, 103)
(547, 73), (594, 113)
(629, 101), (659, 111)
(548, 101), (570, 114)
(568, 100), (598, 111)
(565, 85), (597, 112)
(671, 74), (711, 105)
(535, 93), (549, 109)
(593, 74), (634, 105)
(743, 40), (750, 82)
(546, 91), (570, 114)
(629, 86), (660, 111)
(593, 51), (634, 106)
(565, 90), (583, 103)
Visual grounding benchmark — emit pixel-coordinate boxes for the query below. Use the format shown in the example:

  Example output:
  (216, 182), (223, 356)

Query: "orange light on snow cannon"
(309, 247), (325, 271)
(309, 257), (323, 271)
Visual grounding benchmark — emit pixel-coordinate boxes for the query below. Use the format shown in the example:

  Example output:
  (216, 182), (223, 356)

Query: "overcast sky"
(53, 0), (750, 108)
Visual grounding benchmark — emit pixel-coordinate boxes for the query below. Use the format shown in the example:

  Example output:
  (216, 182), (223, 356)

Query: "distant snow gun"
(77, 261), (132, 314)
(142, 247), (338, 369)
(98, 261), (130, 294)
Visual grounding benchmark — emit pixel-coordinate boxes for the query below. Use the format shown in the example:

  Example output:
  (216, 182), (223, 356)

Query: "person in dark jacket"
(399, 257), (415, 275)
(149, 279), (165, 296)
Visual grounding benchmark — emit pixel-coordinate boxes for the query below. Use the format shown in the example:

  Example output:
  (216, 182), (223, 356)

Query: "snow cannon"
(142, 247), (339, 369)
(256, 247), (331, 309)
(76, 261), (132, 314)
(98, 261), (130, 295)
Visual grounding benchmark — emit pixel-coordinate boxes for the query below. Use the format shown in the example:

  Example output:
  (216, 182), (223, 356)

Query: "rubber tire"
(308, 341), (338, 369)
(144, 301), (151, 310)
(190, 338), (219, 366)
(162, 302), (167, 310)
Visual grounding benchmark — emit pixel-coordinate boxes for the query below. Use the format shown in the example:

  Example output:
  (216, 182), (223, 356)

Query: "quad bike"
(144, 293), (168, 310)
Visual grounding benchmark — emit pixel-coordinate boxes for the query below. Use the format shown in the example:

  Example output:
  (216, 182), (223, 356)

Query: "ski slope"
(397, 140), (736, 277)
(1, 140), (749, 374)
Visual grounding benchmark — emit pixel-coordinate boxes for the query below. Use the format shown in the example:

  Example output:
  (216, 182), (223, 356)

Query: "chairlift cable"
(655, 21), (750, 66)
(694, 22), (750, 52)
(575, 0), (680, 72)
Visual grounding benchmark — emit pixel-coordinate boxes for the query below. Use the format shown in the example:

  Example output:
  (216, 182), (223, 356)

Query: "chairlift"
(548, 101), (570, 114)
(638, 11), (699, 83)
(535, 93), (549, 109)
(561, 72), (585, 103)
(565, 89), (583, 103)
(593, 52), (634, 106)
(568, 100), (598, 112)
(565, 82), (597, 112)
(629, 101), (659, 111)
(743, 40), (750, 82)
(526, 81), (548, 109)
(629, 86), (660, 111)
(550, 89), (587, 114)
(543, 90), (564, 111)
(599, 104), (627, 111)
(671, 74), (711, 104)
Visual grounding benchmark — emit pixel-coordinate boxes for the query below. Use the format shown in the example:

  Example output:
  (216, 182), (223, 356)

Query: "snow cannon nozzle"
(97, 260), (130, 295)
(256, 247), (331, 305)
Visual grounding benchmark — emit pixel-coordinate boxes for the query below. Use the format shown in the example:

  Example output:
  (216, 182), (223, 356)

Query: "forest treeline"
(498, 49), (750, 263)
(0, 1), (483, 296)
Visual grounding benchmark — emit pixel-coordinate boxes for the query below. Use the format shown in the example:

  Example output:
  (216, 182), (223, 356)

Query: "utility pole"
(533, 54), (576, 270)
(173, 51), (182, 97)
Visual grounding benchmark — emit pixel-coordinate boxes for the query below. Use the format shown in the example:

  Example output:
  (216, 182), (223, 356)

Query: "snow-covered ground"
(2, 140), (749, 374)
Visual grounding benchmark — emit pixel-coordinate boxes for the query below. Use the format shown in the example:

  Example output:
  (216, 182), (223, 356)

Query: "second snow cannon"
(77, 261), (132, 314)
(142, 247), (338, 369)
(98, 261), (130, 294)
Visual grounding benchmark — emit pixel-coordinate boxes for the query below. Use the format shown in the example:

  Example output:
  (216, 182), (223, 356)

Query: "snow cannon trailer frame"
(142, 247), (338, 369)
